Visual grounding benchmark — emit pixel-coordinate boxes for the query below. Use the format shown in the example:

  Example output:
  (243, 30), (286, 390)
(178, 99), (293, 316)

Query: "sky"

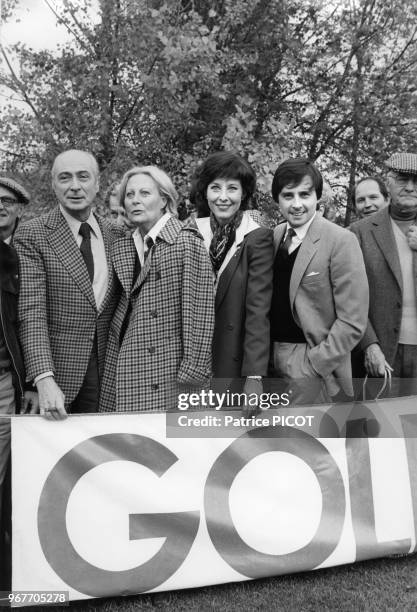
(1, 0), (98, 51)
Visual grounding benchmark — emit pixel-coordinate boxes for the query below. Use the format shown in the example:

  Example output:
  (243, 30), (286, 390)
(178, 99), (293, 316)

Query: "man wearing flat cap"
(0, 177), (38, 588)
(351, 152), (417, 395)
(14, 150), (124, 419)
(0, 177), (28, 243)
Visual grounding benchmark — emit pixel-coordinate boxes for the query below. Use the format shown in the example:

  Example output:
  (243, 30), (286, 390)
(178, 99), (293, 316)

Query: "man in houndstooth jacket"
(14, 150), (124, 418)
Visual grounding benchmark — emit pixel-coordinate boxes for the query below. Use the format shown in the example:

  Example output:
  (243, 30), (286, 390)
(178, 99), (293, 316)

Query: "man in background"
(354, 176), (390, 219)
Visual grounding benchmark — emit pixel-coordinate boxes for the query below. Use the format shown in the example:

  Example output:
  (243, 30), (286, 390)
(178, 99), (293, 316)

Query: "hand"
(364, 343), (393, 377)
(242, 377), (263, 418)
(407, 225), (417, 251)
(22, 391), (40, 414)
(36, 376), (67, 420)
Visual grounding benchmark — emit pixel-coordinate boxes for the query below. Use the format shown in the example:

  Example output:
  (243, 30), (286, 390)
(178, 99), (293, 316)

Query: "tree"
(1, 0), (417, 222)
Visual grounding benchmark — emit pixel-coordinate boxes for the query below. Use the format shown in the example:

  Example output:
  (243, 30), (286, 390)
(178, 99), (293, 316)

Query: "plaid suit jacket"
(13, 206), (124, 406)
(100, 216), (215, 412)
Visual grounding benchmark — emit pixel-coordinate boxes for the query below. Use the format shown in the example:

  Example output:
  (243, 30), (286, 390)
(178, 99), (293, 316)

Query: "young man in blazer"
(14, 150), (124, 419)
(270, 158), (369, 404)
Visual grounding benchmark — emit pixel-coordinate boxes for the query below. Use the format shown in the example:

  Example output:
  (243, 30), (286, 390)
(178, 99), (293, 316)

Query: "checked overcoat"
(13, 207), (124, 407)
(99, 216), (215, 412)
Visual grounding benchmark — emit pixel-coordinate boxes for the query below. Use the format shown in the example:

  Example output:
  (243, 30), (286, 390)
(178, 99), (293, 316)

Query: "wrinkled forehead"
(53, 152), (97, 179)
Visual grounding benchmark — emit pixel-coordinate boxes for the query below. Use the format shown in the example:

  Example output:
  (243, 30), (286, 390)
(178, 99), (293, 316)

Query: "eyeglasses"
(390, 173), (417, 187)
(0, 196), (19, 207)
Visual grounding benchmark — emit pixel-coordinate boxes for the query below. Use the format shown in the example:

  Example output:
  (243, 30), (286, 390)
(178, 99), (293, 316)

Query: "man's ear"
(16, 204), (24, 219)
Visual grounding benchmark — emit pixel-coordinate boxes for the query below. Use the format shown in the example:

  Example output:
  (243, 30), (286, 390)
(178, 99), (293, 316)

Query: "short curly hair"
(189, 151), (256, 217)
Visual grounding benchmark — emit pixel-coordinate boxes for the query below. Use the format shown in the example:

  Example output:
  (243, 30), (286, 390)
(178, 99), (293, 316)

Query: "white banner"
(11, 403), (417, 602)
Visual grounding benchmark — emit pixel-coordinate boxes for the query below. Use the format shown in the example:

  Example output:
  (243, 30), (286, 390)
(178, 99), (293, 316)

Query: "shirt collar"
(133, 212), (172, 245)
(3, 235), (12, 245)
(285, 212), (317, 240)
(59, 204), (99, 239)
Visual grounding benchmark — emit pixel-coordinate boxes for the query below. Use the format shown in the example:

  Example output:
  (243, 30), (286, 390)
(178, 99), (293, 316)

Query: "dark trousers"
(0, 458), (11, 590)
(70, 336), (100, 413)
(391, 344), (417, 397)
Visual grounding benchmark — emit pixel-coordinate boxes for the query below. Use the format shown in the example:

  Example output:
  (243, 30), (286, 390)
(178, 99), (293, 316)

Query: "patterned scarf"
(209, 210), (243, 274)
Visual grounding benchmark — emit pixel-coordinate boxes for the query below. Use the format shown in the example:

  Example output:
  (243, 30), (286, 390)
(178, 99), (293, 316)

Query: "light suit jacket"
(14, 206), (124, 406)
(273, 215), (369, 394)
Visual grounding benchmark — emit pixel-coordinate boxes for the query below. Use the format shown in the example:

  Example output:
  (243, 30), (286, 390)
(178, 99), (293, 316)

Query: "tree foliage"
(1, 0), (417, 222)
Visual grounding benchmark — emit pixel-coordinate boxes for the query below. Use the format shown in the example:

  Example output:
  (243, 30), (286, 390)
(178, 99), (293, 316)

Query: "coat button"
(150, 310), (158, 318)
(151, 383), (159, 390)
(155, 271), (161, 280)
(148, 346), (156, 354)
(226, 324), (234, 330)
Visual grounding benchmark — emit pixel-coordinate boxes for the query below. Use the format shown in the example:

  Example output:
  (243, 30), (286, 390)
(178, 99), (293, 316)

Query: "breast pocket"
(301, 272), (322, 285)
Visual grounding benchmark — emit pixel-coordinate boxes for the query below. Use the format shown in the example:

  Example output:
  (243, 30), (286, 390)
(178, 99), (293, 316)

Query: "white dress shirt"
(59, 205), (109, 309)
(284, 212), (317, 254)
(132, 212), (172, 266)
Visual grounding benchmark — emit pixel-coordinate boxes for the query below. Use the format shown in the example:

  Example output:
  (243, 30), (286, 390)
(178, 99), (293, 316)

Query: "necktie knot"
(280, 227), (296, 256)
(79, 222), (91, 239)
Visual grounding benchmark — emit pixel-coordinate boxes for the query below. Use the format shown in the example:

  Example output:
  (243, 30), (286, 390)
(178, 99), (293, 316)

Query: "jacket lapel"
(97, 216), (118, 314)
(132, 216), (182, 294)
(45, 207), (96, 309)
(289, 217), (319, 311)
(273, 222), (286, 255)
(112, 235), (137, 296)
(215, 245), (243, 309)
(371, 209), (402, 291)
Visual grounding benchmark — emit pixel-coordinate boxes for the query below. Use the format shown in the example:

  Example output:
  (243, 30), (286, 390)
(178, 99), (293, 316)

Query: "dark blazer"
(350, 207), (403, 365)
(13, 207), (124, 407)
(274, 215), (369, 395)
(196, 213), (274, 378)
(100, 216), (215, 412)
(0, 241), (26, 413)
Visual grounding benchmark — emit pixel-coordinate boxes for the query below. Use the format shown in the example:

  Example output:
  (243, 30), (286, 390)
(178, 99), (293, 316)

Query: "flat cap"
(385, 153), (417, 176)
(0, 177), (30, 204)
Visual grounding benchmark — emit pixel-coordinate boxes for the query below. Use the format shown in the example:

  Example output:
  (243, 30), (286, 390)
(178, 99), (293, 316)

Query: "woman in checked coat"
(100, 166), (214, 412)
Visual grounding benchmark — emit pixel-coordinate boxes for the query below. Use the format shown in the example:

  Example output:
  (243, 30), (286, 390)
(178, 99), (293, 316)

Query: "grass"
(40, 554), (417, 611)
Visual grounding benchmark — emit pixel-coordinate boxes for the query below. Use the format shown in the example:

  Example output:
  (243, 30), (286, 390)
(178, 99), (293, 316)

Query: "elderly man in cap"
(0, 177), (38, 588)
(14, 150), (124, 419)
(351, 152), (417, 395)
(0, 177), (28, 243)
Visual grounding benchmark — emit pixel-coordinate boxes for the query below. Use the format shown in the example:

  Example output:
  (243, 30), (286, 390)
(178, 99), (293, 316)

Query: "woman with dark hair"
(189, 151), (273, 414)
(100, 165), (214, 412)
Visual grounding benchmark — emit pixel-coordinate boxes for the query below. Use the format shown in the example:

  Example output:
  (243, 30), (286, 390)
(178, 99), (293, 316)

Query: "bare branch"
(42, 0), (93, 53)
(0, 46), (40, 119)
(115, 55), (160, 143)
